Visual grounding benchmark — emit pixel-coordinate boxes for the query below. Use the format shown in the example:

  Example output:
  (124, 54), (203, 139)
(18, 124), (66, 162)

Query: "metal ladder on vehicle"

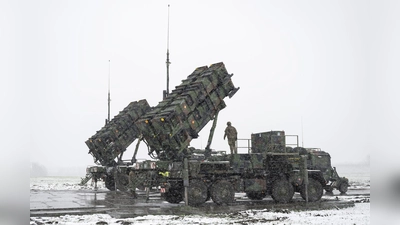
(80, 173), (93, 185)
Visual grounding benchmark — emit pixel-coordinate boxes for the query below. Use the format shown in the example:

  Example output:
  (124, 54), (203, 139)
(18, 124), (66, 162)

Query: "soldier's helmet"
(227, 122), (231, 126)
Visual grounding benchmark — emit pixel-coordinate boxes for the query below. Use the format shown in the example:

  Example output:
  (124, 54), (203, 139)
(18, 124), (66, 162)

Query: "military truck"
(303, 148), (349, 194)
(83, 62), (348, 206)
(131, 130), (338, 206)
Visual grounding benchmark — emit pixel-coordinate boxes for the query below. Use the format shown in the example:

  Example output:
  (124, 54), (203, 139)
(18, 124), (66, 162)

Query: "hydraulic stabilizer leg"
(301, 155), (309, 203)
(131, 136), (143, 164)
(183, 157), (189, 206)
(205, 111), (219, 159)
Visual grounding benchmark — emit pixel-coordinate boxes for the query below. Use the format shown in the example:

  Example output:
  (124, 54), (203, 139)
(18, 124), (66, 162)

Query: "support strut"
(205, 111), (219, 159)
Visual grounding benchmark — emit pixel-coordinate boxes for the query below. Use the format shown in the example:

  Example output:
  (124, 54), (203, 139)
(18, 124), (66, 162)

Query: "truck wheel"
(210, 180), (235, 205)
(165, 187), (183, 204)
(339, 182), (349, 194)
(301, 178), (323, 202)
(187, 180), (208, 206)
(271, 178), (294, 203)
(246, 191), (267, 200)
(105, 176), (116, 191)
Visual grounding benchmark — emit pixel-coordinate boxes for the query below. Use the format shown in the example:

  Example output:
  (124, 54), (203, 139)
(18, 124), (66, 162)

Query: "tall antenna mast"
(301, 116), (304, 147)
(164, 4), (171, 99)
(107, 60), (111, 124)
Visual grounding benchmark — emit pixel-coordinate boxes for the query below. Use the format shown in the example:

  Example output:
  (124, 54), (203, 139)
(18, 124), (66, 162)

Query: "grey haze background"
(2, 0), (400, 224)
(29, 0), (373, 174)
(8, 0), (376, 174)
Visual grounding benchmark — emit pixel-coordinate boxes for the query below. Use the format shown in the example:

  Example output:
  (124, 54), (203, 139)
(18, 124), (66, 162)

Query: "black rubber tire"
(187, 180), (208, 206)
(300, 178), (323, 202)
(165, 187), (183, 204)
(246, 191), (267, 200)
(339, 182), (349, 194)
(271, 178), (294, 203)
(210, 180), (235, 205)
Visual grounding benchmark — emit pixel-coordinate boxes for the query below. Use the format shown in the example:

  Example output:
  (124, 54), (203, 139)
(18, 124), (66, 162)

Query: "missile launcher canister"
(136, 62), (239, 161)
(86, 99), (151, 166)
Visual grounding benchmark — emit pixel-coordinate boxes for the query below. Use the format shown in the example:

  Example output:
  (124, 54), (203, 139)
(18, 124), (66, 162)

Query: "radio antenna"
(164, 4), (171, 99)
(107, 59), (111, 124)
(301, 116), (304, 147)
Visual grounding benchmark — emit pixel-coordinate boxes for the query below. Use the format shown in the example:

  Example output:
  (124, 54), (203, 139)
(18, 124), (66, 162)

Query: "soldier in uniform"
(224, 121), (238, 154)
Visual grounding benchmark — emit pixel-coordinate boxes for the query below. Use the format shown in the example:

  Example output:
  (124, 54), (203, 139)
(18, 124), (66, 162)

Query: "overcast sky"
(2, 1), (400, 176)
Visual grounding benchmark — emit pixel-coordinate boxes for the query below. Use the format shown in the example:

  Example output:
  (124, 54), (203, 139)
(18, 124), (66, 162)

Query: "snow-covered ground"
(30, 176), (107, 191)
(30, 204), (369, 225)
(30, 164), (370, 224)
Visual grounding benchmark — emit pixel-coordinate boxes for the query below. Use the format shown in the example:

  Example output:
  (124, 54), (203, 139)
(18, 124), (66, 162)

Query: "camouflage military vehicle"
(132, 130), (329, 206)
(302, 148), (349, 194)
(83, 62), (348, 206)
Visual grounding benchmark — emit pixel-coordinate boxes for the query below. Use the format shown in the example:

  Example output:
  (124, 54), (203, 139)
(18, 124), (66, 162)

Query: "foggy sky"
(3, 0), (398, 175)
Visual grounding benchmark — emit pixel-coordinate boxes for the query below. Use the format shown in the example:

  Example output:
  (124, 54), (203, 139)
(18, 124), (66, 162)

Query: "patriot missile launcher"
(81, 62), (239, 190)
(85, 99), (151, 166)
(82, 62), (347, 207)
(136, 62), (239, 161)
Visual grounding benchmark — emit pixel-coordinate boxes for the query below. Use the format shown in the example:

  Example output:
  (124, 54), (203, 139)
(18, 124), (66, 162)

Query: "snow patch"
(30, 204), (370, 225)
